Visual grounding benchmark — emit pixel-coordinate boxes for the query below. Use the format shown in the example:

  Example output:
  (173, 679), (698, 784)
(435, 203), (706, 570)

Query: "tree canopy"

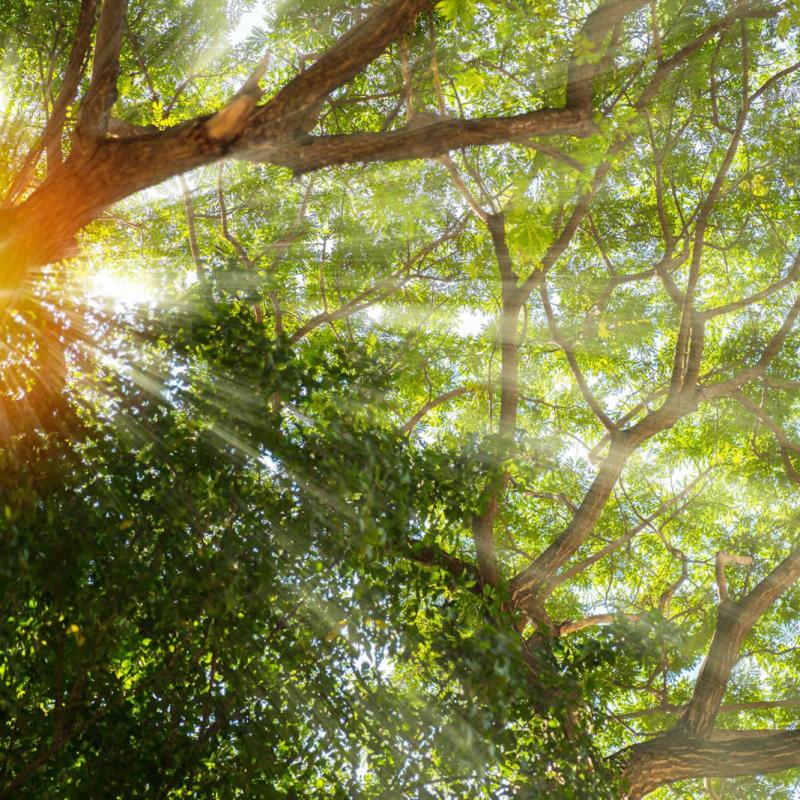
(2, 0), (800, 796)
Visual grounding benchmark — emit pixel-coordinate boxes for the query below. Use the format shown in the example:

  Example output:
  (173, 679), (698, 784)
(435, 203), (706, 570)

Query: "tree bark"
(619, 731), (800, 798)
(0, 0), (651, 302)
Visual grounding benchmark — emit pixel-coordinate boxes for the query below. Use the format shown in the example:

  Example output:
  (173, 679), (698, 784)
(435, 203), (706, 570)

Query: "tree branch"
(511, 435), (634, 616)
(677, 547), (800, 737)
(704, 250), (800, 319)
(556, 612), (641, 636)
(621, 730), (800, 798)
(471, 213), (523, 587)
(621, 696), (800, 720)
(703, 294), (800, 399)
(715, 551), (753, 602)
(179, 175), (206, 285)
(2, 1), (773, 292)
(402, 386), (472, 434)
(406, 541), (481, 592)
(76, 0), (127, 139)
(539, 280), (617, 432)
(4, 0), (97, 201)
(251, 0), (432, 136)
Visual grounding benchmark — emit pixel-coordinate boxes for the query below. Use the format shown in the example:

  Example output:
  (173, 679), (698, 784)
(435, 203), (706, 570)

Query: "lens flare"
(89, 268), (154, 307)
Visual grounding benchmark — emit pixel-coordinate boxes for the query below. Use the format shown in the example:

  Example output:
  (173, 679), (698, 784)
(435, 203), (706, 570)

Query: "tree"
(2, 0), (800, 796)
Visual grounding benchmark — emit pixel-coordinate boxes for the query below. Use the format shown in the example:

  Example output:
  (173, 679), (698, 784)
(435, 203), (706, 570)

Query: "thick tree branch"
(471, 214), (523, 587)
(566, 0), (648, 110)
(676, 547), (800, 737)
(406, 541), (482, 592)
(47, 0), (98, 159)
(5, 0), (97, 201)
(251, 108), (596, 171)
(621, 730), (800, 798)
(76, 0), (127, 139)
(250, 0), (433, 136)
(2, 0), (737, 289)
(511, 435), (634, 615)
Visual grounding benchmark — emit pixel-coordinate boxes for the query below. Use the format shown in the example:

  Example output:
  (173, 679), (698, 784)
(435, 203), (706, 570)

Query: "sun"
(88, 267), (155, 307)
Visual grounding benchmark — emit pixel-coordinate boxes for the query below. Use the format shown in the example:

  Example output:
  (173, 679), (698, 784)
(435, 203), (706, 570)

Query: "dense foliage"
(2, 0), (800, 797)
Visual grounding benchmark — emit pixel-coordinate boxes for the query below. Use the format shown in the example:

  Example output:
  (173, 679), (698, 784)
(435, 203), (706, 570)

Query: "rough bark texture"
(620, 731), (800, 798)
(677, 549), (800, 736)
(0, 0), (647, 300)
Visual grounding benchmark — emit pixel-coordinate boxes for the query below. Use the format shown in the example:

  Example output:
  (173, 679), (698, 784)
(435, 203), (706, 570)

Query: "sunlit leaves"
(3, 0), (800, 797)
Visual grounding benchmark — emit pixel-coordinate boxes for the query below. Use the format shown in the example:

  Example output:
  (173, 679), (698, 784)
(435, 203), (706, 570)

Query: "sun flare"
(88, 268), (154, 307)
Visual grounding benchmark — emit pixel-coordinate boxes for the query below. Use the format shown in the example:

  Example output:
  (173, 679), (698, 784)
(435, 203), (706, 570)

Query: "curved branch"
(703, 293), (800, 399)
(511, 435), (634, 614)
(677, 547), (800, 737)
(402, 386), (472, 434)
(539, 280), (617, 432)
(621, 730), (800, 798)
(556, 612), (641, 636)
(251, 0), (433, 135)
(715, 551), (753, 602)
(704, 251), (800, 319)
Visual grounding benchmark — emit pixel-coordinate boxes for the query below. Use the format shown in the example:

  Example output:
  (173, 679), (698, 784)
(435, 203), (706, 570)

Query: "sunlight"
(5, 0), (799, 794)
(231, 1), (270, 44)
(455, 308), (490, 337)
(88, 268), (155, 307)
